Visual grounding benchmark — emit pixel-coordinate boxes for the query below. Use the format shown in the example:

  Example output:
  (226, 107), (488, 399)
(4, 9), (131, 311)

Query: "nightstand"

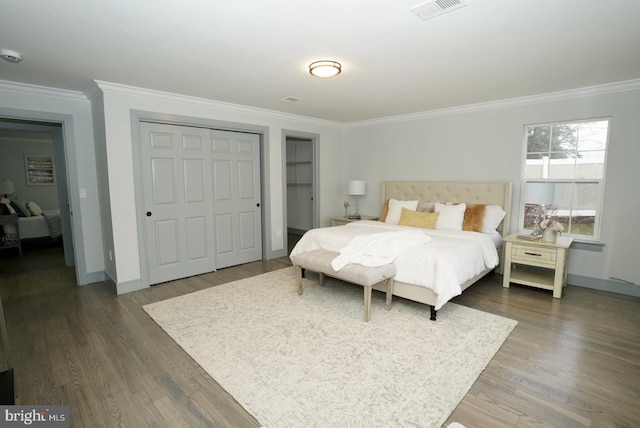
(0, 214), (21, 255)
(331, 215), (379, 226)
(502, 233), (573, 298)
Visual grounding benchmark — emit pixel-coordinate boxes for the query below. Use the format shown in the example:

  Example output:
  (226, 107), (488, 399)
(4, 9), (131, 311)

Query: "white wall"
(0, 80), (105, 284)
(92, 81), (343, 293)
(0, 138), (60, 210)
(343, 82), (640, 291)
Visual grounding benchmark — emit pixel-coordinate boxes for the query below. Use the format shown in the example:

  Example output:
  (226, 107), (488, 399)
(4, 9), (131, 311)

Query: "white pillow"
(27, 201), (43, 216)
(482, 205), (507, 233)
(385, 199), (419, 225)
(435, 202), (466, 230)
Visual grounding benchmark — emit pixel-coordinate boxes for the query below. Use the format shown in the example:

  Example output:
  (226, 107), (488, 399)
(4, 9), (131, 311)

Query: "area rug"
(143, 268), (517, 428)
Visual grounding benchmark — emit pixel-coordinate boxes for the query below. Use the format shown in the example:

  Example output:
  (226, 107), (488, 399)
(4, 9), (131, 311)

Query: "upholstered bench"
(290, 249), (396, 321)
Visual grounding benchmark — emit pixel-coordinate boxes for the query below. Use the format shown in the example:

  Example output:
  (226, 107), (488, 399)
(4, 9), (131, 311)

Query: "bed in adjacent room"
(290, 181), (513, 320)
(17, 210), (62, 240)
(1, 197), (62, 242)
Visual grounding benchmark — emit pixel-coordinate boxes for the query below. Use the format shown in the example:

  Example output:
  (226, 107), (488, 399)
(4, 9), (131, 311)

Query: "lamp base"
(347, 214), (361, 220)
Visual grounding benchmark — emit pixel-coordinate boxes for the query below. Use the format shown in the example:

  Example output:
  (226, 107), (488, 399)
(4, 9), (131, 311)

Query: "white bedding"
(290, 220), (500, 309)
(18, 209), (62, 240)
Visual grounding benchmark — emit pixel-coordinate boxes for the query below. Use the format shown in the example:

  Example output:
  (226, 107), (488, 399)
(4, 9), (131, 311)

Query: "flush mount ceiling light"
(309, 60), (341, 78)
(0, 49), (23, 63)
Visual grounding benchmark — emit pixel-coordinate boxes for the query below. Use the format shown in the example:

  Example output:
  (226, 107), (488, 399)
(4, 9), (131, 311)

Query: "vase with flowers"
(539, 216), (564, 243)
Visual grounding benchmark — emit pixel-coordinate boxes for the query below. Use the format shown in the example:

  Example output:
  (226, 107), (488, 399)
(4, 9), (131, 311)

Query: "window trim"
(518, 117), (610, 242)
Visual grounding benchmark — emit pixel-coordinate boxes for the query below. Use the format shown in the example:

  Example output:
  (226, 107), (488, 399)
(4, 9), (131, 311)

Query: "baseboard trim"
(567, 274), (640, 298)
(116, 278), (145, 295)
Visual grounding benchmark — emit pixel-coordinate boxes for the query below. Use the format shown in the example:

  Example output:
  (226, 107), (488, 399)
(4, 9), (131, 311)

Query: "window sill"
(571, 240), (605, 252)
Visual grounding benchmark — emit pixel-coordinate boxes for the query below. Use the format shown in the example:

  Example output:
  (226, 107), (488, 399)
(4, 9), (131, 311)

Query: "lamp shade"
(525, 182), (555, 205)
(0, 179), (15, 196)
(347, 180), (366, 196)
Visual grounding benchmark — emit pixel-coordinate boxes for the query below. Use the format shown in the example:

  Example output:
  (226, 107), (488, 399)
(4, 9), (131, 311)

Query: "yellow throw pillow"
(398, 208), (439, 229)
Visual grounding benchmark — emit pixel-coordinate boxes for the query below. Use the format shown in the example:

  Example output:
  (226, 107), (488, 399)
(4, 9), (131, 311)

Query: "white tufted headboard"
(380, 181), (513, 238)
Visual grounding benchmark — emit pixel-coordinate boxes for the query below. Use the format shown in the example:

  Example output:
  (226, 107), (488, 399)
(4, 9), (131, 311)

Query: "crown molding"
(345, 78), (640, 128)
(0, 79), (88, 101)
(93, 80), (342, 128)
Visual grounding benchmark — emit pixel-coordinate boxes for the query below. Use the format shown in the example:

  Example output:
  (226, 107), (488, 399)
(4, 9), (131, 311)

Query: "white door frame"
(282, 129), (320, 247)
(0, 109), (88, 283)
(130, 110), (276, 288)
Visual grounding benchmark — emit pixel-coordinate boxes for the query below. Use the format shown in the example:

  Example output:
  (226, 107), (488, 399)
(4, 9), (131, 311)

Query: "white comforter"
(290, 221), (500, 309)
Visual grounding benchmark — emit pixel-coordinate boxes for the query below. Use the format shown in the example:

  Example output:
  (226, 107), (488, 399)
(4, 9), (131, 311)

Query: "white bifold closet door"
(139, 122), (261, 285)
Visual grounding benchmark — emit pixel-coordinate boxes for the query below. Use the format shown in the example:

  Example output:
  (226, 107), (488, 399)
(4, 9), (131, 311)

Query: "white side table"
(330, 215), (379, 227)
(502, 233), (573, 298)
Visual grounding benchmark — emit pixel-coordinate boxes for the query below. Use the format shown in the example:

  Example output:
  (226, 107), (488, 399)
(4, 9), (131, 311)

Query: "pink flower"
(540, 219), (564, 232)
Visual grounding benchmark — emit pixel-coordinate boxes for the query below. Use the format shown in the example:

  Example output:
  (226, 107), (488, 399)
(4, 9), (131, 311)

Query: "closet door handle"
(146, 211), (152, 217)
(256, 203), (260, 207)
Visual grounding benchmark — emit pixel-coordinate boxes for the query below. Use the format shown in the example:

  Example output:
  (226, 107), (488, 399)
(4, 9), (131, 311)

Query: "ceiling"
(1, 0), (640, 123)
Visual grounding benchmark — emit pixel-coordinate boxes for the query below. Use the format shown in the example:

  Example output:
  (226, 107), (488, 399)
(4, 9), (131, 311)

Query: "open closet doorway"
(285, 134), (318, 251)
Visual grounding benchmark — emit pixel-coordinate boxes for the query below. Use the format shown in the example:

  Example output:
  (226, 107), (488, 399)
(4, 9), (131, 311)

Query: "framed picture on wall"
(25, 155), (56, 185)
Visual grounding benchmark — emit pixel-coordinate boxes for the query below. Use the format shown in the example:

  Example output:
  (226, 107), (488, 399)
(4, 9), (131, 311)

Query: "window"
(520, 118), (610, 241)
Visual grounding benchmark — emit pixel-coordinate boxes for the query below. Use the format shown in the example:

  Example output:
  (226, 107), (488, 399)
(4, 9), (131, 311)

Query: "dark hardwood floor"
(0, 240), (638, 427)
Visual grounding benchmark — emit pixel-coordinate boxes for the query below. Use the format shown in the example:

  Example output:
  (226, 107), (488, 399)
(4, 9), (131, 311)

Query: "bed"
(18, 210), (62, 240)
(290, 181), (512, 320)
(1, 197), (62, 242)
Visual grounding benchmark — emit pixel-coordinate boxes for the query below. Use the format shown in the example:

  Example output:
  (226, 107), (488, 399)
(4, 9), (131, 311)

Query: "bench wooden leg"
(385, 277), (394, 311)
(295, 266), (303, 295)
(363, 285), (372, 322)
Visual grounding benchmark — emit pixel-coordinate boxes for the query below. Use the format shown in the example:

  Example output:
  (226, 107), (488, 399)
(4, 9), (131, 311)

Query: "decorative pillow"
(462, 204), (486, 232)
(398, 208), (439, 229)
(434, 202), (466, 230)
(27, 201), (43, 216)
(384, 199), (419, 225)
(12, 197), (32, 217)
(381, 199), (390, 222)
(10, 200), (29, 217)
(0, 203), (11, 215)
(482, 205), (507, 233)
(1, 198), (16, 215)
(416, 201), (435, 213)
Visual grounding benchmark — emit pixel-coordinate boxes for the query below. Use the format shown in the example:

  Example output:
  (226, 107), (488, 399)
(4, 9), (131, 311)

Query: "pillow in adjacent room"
(481, 205), (507, 233)
(11, 197), (32, 217)
(27, 201), (43, 216)
(1, 197), (16, 215)
(384, 199), (419, 224)
(0, 202), (11, 215)
(462, 204), (486, 232)
(435, 202), (466, 230)
(9, 200), (30, 217)
(398, 208), (439, 229)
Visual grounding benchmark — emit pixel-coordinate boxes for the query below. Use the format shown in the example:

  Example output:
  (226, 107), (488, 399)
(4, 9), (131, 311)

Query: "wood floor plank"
(1, 243), (639, 427)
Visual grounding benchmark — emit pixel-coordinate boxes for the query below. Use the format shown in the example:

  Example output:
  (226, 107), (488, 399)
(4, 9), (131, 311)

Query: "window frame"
(518, 117), (611, 242)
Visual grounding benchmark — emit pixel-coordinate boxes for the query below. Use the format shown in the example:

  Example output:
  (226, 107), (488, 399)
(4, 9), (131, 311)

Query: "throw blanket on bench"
(331, 230), (431, 271)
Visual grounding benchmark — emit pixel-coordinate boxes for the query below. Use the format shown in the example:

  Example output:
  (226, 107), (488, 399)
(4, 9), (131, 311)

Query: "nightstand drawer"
(511, 244), (557, 264)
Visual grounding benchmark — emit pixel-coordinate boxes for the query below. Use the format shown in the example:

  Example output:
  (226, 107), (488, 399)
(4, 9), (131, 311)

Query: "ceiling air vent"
(410, 0), (469, 21)
(278, 96), (302, 103)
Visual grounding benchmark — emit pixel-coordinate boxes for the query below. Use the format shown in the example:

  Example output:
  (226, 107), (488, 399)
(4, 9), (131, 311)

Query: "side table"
(0, 214), (21, 255)
(502, 233), (573, 298)
(331, 215), (379, 226)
